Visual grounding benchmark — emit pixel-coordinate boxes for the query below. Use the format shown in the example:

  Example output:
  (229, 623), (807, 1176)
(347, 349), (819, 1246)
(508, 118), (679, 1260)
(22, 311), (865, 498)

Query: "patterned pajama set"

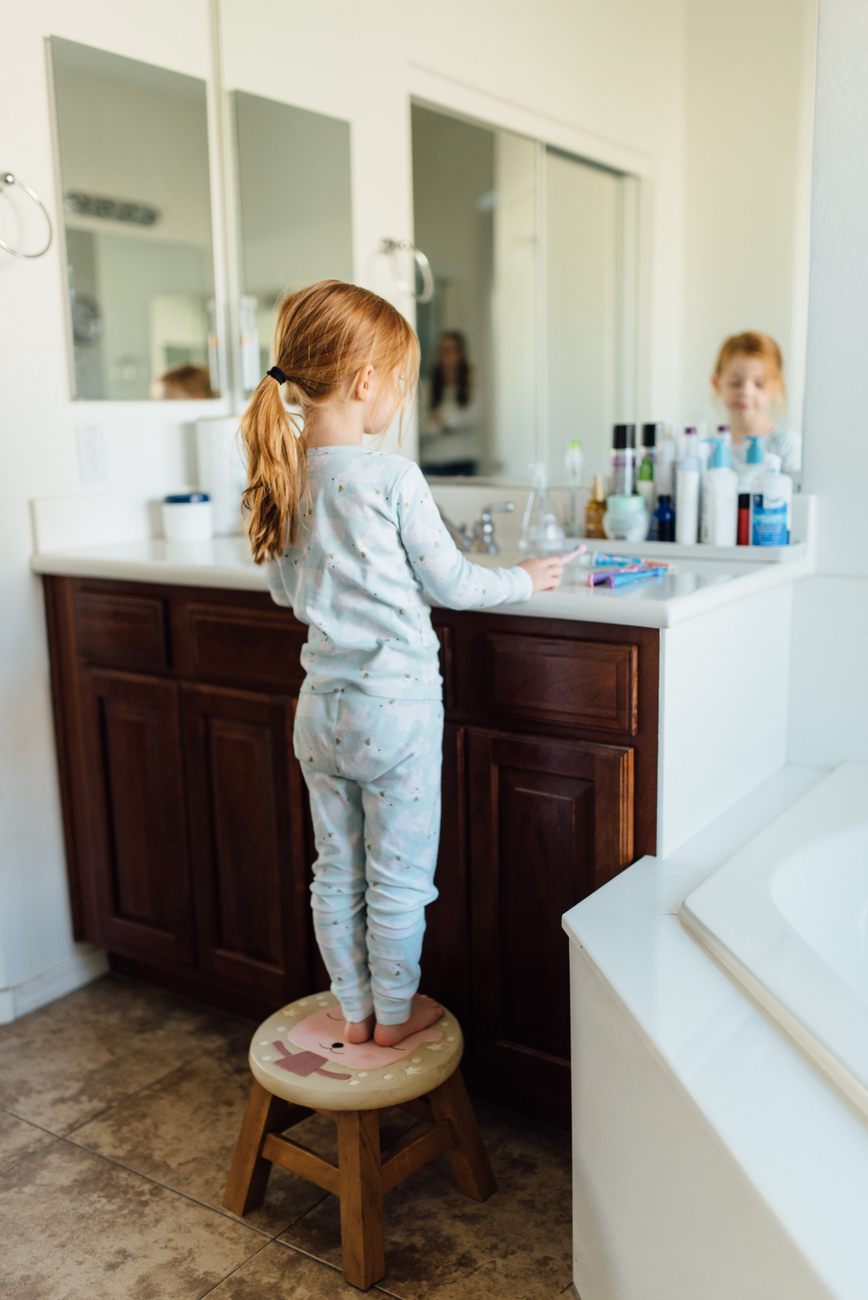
(266, 446), (532, 1025)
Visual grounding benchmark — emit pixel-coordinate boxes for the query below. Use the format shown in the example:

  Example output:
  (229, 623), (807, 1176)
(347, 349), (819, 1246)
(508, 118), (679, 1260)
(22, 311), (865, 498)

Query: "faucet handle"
(472, 501), (515, 554)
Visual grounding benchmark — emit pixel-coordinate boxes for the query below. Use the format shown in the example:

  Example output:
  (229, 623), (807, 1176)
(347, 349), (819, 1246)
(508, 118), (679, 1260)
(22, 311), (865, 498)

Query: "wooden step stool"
(223, 991), (496, 1291)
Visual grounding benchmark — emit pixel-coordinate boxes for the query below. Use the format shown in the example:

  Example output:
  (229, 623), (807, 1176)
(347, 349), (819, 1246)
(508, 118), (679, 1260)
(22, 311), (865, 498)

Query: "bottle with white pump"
(675, 427), (701, 544)
(700, 438), (738, 546)
(751, 453), (792, 546)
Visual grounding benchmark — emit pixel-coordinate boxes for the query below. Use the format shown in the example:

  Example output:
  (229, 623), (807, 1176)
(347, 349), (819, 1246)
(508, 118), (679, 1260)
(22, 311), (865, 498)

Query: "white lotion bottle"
(751, 453), (793, 546)
(700, 438), (738, 546)
(675, 427), (701, 544)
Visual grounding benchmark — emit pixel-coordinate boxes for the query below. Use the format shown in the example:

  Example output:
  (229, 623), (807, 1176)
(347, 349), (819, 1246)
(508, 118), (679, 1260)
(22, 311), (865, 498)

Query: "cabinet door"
(420, 723), (470, 1029)
(467, 728), (633, 1119)
(77, 669), (194, 964)
(180, 684), (310, 1003)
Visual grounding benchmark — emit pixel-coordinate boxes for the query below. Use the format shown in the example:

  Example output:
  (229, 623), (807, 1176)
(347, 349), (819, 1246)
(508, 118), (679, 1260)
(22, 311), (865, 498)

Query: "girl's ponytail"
(240, 373), (306, 565)
(240, 281), (419, 564)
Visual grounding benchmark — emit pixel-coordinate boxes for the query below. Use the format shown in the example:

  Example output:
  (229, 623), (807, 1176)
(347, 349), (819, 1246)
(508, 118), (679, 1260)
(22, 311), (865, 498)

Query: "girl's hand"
(518, 556), (563, 592)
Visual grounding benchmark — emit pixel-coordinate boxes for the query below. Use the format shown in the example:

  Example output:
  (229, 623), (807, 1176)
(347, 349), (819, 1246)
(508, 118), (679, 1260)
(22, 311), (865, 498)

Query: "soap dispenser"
(520, 463), (566, 556)
(737, 435), (765, 545)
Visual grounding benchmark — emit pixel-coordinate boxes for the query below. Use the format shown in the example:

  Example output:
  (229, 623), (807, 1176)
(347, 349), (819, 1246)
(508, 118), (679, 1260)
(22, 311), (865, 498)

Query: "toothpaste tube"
(592, 551), (672, 570)
(589, 565), (668, 588)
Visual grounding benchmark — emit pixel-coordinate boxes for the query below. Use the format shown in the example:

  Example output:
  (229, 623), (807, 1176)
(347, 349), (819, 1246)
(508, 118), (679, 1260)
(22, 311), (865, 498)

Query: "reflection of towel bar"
(379, 238), (434, 304)
(0, 172), (53, 259)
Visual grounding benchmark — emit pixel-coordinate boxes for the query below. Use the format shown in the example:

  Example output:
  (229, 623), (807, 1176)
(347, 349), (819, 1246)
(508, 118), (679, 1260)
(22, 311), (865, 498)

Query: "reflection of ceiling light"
(64, 193), (159, 226)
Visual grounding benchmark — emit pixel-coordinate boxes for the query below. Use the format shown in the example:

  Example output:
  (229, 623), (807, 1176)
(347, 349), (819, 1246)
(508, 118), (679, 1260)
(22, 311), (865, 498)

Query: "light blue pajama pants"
(293, 688), (444, 1025)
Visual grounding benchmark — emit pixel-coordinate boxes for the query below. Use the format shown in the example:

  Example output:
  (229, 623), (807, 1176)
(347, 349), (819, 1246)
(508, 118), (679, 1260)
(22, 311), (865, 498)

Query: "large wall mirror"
(412, 0), (817, 487)
(232, 92), (353, 391)
(50, 38), (218, 401)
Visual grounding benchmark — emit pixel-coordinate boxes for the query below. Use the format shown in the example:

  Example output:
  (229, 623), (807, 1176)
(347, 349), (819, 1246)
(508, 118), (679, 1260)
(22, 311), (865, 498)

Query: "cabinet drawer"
(74, 590), (168, 671)
(486, 633), (638, 734)
(186, 603), (306, 690)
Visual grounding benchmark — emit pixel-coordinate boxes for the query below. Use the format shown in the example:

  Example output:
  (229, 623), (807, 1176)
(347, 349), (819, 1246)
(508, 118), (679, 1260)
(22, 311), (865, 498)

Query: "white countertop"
(30, 536), (811, 629)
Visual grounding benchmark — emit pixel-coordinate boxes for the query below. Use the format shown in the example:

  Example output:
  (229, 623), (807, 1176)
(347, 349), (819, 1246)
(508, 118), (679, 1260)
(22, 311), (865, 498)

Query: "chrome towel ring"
(379, 238), (434, 304)
(0, 172), (54, 259)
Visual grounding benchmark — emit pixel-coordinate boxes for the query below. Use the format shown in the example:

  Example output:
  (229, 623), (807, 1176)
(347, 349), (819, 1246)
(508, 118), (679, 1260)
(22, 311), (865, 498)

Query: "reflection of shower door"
(411, 101), (636, 482)
(544, 149), (632, 485)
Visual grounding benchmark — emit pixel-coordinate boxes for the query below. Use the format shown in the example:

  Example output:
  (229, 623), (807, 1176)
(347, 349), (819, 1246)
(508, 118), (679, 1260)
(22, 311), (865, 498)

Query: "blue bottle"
(652, 494), (675, 542)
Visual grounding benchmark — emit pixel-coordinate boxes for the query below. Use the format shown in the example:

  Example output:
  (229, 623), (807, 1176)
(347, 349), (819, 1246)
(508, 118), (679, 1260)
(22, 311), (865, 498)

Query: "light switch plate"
(75, 425), (108, 484)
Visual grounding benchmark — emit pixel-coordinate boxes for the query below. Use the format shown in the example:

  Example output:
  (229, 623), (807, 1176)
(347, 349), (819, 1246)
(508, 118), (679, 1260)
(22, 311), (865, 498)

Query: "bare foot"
(344, 1013), (375, 1044)
(373, 994), (443, 1047)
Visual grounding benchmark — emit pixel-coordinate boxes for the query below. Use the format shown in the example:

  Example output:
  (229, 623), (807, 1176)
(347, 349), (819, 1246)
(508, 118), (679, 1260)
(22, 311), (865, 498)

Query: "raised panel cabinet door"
(420, 723), (470, 1029)
(180, 684), (310, 1003)
(77, 669), (194, 964)
(467, 728), (633, 1120)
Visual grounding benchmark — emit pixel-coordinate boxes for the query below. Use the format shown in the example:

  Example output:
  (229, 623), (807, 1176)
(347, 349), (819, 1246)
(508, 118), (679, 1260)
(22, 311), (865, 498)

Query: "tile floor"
(0, 975), (574, 1299)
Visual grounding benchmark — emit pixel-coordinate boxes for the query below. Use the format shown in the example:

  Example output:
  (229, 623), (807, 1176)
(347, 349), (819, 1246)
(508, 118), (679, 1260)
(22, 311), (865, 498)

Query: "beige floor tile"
(0, 1108), (57, 1174)
(70, 1036), (330, 1235)
(0, 1139), (264, 1300)
(69, 1036), (422, 1238)
(281, 1103), (572, 1299)
(0, 975), (243, 1135)
(205, 1240), (401, 1298)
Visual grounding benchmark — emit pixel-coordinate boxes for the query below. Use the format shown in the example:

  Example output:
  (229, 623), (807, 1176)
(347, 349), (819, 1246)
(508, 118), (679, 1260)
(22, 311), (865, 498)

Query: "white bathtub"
(680, 761), (868, 1120)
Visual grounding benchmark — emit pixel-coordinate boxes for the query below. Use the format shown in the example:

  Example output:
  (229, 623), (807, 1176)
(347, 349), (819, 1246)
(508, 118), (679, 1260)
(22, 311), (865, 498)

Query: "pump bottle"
(700, 438), (738, 546)
(751, 454), (792, 546)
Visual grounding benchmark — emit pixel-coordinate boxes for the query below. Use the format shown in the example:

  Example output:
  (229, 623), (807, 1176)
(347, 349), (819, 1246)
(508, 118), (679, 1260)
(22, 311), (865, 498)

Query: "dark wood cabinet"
(43, 574), (658, 1125)
(77, 668), (195, 966)
(180, 684), (310, 1004)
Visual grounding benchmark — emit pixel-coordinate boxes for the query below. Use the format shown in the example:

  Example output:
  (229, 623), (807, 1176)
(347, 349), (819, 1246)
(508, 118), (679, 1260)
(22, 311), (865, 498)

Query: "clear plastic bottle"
(564, 440), (584, 537)
(637, 424), (657, 521)
(519, 462), (567, 556)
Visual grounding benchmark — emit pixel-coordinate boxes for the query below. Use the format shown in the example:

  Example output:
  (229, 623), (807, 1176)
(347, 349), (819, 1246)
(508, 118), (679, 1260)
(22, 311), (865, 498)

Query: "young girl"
(241, 281), (561, 1048)
(711, 332), (802, 484)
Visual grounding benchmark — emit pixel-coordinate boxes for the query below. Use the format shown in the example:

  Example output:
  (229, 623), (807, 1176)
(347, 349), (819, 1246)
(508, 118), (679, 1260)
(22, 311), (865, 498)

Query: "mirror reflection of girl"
(240, 282), (561, 1048)
(419, 331), (481, 476)
(711, 332), (801, 483)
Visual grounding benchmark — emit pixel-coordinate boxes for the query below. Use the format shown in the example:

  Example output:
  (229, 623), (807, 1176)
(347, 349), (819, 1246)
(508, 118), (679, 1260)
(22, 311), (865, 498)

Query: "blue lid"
(746, 435), (764, 464)
(710, 438), (731, 469)
(164, 492), (210, 504)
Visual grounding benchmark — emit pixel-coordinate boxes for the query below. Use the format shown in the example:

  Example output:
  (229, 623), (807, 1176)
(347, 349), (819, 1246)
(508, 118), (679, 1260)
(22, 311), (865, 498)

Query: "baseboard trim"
(0, 946), (109, 1023)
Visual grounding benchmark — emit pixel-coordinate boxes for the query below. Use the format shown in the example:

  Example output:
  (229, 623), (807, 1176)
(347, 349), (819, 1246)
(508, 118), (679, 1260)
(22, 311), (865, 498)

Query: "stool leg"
(223, 1079), (290, 1215)
(336, 1109), (385, 1291)
(429, 1068), (497, 1201)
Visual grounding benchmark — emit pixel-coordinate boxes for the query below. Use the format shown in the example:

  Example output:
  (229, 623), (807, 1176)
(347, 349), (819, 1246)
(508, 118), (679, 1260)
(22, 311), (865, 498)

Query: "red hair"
(240, 281), (419, 564)
(713, 332), (786, 402)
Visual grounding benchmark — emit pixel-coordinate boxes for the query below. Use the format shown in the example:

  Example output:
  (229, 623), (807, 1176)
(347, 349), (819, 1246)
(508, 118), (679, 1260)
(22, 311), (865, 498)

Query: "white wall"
(787, 0), (868, 768)
(0, 0), (217, 1019)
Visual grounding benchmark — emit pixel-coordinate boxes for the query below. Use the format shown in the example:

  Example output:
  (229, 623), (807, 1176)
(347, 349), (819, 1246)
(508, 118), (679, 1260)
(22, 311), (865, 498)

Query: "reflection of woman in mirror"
(150, 364), (215, 400)
(712, 333), (801, 483)
(419, 331), (481, 477)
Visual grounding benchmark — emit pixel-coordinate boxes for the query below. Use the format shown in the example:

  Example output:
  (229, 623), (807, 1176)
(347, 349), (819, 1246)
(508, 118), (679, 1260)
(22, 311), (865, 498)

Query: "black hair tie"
(267, 366), (288, 384)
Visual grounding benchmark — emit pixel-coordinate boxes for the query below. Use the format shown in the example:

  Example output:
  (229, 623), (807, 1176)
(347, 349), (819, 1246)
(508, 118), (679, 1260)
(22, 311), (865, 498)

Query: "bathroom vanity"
(34, 535), (808, 1127)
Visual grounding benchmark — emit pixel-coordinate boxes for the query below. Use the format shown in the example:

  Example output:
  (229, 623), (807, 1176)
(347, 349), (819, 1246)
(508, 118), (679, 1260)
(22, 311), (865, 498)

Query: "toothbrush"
(593, 566), (668, 588)
(557, 544), (587, 564)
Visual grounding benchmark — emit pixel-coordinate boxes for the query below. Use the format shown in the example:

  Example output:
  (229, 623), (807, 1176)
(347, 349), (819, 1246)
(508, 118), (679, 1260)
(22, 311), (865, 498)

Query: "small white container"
(603, 494), (649, 542)
(162, 493), (213, 542)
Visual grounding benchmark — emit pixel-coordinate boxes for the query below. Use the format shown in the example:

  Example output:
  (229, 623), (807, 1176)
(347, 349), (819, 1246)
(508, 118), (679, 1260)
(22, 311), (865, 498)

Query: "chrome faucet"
(439, 511), (473, 551)
(470, 502), (515, 554)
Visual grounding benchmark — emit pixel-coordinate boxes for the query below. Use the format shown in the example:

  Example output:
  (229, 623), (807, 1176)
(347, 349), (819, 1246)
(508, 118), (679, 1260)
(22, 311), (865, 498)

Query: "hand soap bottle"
(737, 434), (765, 545)
(520, 462), (566, 556)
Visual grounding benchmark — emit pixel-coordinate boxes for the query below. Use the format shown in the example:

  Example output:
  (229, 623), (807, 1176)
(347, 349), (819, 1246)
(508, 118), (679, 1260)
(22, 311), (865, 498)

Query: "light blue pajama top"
(265, 445), (533, 700)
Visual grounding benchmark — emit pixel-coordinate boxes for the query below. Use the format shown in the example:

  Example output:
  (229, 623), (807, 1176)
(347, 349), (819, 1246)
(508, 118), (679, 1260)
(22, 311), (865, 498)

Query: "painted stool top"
(248, 991), (464, 1111)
